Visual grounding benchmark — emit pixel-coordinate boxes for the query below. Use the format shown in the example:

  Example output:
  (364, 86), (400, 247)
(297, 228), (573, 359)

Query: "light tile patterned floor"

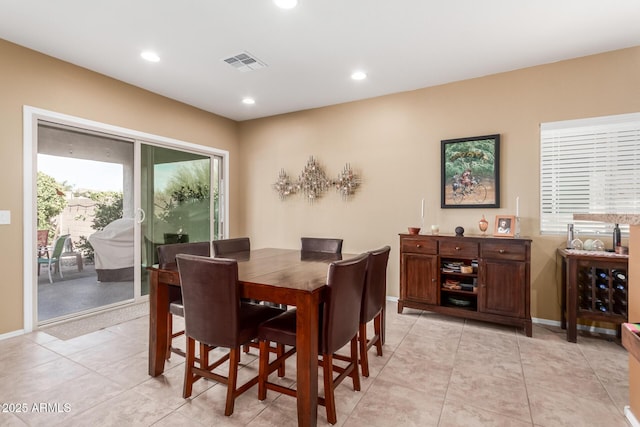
(0, 302), (630, 426)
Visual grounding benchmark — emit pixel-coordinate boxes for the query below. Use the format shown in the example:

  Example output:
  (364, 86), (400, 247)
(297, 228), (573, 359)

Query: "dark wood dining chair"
(359, 245), (391, 377)
(213, 237), (285, 352)
(300, 237), (343, 254)
(176, 254), (283, 416)
(212, 237), (250, 256)
(257, 252), (369, 425)
(157, 241), (210, 360)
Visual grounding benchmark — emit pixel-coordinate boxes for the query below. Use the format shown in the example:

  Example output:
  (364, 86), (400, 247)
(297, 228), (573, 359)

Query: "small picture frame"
(494, 215), (515, 237)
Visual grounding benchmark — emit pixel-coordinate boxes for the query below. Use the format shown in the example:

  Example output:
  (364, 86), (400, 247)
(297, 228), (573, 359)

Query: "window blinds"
(540, 112), (640, 236)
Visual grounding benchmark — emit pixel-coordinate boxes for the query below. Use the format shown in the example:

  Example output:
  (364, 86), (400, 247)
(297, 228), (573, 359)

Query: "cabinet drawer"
(401, 237), (437, 255)
(439, 240), (478, 258)
(482, 242), (526, 261)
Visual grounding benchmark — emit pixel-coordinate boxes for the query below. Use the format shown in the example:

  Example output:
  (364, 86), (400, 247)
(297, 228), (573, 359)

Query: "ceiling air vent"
(222, 51), (267, 72)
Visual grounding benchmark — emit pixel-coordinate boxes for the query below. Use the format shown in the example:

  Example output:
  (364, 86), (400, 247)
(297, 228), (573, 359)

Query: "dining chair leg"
(183, 337), (196, 398)
(350, 336), (361, 392)
(276, 343), (286, 377)
(373, 313), (383, 356)
(200, 343), (209, 368)
(323, 353), (337, 425)
(47, 262), (53, 284)
(358, 323), (370, 377)
(380, 306), (386, 346)
(165, 314), (173, 360)
(225, 348), (240, 416)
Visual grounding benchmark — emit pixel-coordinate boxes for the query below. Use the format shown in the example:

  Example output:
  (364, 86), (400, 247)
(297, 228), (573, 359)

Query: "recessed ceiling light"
(273, 0), (298, 10)
(242, 97), (256, 105)
(351, 71), (367, 81)
(141, 51), (160, 62)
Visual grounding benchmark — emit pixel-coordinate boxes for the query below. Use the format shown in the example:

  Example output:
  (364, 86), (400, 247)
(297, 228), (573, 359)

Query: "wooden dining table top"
(155, 247), (346, 293)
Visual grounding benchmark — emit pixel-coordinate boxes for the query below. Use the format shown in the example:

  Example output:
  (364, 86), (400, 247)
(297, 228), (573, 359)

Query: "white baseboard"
(626, 406), (640, 427)
(387, 296), (618, 335)
(0, 329), (26, 341)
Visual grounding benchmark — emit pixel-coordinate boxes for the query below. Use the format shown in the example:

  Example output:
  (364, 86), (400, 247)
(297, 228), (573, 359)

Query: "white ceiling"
(1, 0), (639, 121)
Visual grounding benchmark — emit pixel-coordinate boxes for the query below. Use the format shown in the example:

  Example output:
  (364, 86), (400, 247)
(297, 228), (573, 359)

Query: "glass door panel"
(37, 123), (135, 322)
(140, 144), (216, 295)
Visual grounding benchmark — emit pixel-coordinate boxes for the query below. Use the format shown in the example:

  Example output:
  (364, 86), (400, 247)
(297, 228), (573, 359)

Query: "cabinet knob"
(499, 249), (505, 254)
(455, 246), (461, 251)
(416, 244), (422, 248)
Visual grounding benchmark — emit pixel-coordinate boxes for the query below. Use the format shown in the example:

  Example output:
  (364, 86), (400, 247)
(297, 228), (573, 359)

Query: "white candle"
(421, 199), (424, 219)
(516, 196), (520, 218)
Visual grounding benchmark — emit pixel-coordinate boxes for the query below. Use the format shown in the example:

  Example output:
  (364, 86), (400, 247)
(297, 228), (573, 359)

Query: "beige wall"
(238, 46), (640, 323)
(0, 39), (239, 334)
(2, 37), (639, 335)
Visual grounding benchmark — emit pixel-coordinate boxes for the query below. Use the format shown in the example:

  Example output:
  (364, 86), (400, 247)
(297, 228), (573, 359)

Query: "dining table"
(147, 247), (348, 427)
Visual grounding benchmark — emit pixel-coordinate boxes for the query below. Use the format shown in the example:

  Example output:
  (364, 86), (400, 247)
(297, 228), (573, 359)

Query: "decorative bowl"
(570, 238), (583, 250)
(592, 239), (605, 251)
(408, 227), (421, 235)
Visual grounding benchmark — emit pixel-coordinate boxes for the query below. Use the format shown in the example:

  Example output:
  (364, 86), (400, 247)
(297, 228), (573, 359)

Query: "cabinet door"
(402, 253), (439, 305)
(479, 260), (525, 318)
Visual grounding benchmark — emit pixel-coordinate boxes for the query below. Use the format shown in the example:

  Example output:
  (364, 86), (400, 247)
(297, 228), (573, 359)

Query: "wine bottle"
(613, 223), (621, 248)
(612, 270), (626, 281)
(595, 299), (609, 313)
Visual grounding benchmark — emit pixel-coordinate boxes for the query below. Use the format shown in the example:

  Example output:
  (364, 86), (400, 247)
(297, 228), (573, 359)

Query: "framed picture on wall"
(494, 215), (515, 237)
(441, 134), (500, 208)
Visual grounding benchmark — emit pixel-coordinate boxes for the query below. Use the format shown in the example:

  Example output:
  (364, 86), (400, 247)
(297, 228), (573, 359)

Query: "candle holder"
(515, 216), (521, 238)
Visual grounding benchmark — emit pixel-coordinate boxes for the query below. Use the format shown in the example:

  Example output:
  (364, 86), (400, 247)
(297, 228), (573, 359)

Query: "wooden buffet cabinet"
(398, 233), (532, 336)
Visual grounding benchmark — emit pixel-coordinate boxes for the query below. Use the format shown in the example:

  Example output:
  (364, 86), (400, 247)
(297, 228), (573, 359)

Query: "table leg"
(560, 258), (567, 330)
(295, 293), (320, 427)
(566, 258), (578, 343)
(149, 269), (169, 376)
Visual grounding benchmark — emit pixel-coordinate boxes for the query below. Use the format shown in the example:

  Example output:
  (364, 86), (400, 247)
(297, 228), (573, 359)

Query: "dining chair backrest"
(176, 254), (241, 348)
(37, 229), (48, 250)
(49, 234), (69, 260)
(212, 237), (250, 257)
(300, 237), (343, 254)
(321, 252), (369, 354)
(156, 242), (210, 268)
(361, 246), (391, 323)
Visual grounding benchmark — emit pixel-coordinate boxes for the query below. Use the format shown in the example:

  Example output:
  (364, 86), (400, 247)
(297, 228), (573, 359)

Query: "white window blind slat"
(540, 112), (640, 235)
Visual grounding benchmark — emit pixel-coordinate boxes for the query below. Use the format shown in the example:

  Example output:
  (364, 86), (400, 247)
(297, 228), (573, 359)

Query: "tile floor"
(0, 302), (631, 426)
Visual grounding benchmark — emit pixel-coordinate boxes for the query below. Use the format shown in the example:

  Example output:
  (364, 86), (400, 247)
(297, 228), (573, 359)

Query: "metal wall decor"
(272, 168), (295, 200)
(297, 156), (331, 201)
(335, 163), (359, 199)
(273, 156), (360, 202)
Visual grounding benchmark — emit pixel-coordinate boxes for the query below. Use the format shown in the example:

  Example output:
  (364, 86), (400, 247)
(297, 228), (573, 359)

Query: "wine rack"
(559, 248), (629, 342)
(576, 266), (628, 318)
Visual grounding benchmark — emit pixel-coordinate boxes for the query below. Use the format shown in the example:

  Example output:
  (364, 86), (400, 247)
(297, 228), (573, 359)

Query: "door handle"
(136, 208), (146, 224)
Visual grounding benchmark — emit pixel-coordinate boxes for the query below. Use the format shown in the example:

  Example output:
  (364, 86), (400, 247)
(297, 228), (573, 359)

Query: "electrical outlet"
(0, 210), (11, 225)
